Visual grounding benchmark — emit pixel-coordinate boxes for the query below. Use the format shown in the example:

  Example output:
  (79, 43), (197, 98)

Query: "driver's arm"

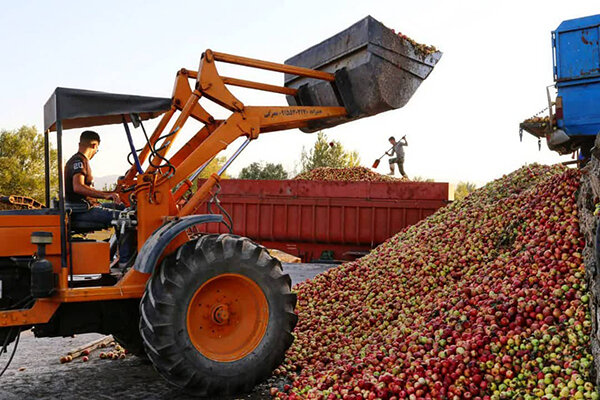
(73, 174), (121, 204)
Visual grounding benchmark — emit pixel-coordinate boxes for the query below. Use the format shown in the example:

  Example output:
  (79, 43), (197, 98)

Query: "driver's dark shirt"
(64, 152), (93, 204)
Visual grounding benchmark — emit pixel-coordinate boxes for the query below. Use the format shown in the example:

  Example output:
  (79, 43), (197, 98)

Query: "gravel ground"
(0, 263), (337, 400)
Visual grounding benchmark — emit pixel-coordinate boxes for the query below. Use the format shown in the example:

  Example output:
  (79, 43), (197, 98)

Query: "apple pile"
(522, 116), (556, 130)
(278, 164), (596, 399)
(99, 343), (128, 360)
(59, 340), (128, 364)
(524, 116), (550, 124)
(391, 29), (438, 56)
(295, 167), (405, 182)
(98, 341), (128, 360)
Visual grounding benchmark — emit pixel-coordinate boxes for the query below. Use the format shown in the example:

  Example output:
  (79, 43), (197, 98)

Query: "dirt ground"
(0, 263), (336, 400)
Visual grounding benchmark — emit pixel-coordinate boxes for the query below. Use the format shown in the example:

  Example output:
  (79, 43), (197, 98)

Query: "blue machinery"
(521, 14), (600, 156)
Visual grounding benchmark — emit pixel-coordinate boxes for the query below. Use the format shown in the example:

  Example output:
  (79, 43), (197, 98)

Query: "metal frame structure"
(0, 49), (351, 327)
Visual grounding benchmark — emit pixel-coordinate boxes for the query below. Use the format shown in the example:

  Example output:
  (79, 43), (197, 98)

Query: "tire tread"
(139, 234), (297, 396)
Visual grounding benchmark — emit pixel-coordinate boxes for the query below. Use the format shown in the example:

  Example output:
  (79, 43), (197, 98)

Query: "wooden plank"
(67, 335), (114, 359)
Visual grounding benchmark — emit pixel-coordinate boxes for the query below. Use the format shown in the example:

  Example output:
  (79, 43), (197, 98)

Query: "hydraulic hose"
(0, 327), (22, 378)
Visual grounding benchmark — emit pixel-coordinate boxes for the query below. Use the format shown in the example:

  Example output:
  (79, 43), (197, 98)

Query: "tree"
(102, 182), (116, 191)
(300, 132), (360, 173)
(455, 181), (477, 201)
(176, 156), (231, 200)
(0, 126), (57, 203)
(197, 156), (230, 179)
(412, 176), (435, 182)
(239, 162), (288, 180)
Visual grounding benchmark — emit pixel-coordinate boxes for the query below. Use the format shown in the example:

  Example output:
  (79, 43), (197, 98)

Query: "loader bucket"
(284, 16), (442, 132)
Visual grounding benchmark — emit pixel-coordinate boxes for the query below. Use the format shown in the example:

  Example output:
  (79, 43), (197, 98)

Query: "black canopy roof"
(44, 87), (172, 132)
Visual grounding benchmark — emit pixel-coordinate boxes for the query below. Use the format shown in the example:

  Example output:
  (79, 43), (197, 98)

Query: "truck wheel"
(139, 234), (297, 396)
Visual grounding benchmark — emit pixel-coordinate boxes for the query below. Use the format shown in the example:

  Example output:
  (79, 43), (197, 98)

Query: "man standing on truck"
(64, 130), (134, 268)
(387, 135), (408, 178)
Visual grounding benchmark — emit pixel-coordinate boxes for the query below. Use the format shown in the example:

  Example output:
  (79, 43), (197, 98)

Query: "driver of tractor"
(64, 130), (134, 268)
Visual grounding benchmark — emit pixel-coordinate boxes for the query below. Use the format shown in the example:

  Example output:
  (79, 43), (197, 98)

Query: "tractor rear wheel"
(139, 234), (297, 397)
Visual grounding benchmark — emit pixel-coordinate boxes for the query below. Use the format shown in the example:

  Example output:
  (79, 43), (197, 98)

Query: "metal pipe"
(56, 120), (67, 269)
(546, 84), (555, 128)
(146, 93), (200, 173)
(221, 76), (298, 96)
(218, 138), (251, 176)
(189, 157), (215, 182)
(122, 116), (143, 174)
(212, 51), (336, 82)
(171, 157), (215, 198)
(44, 130), (50, 207)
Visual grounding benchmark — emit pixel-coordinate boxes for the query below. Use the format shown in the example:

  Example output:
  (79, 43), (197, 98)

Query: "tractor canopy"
(43, 87), (172, 132)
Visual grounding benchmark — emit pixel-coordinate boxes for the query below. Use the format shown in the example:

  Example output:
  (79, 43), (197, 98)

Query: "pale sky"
(0, 1), (598, 186)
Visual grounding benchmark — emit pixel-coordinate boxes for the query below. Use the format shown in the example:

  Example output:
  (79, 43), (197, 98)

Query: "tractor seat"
(66, 202), (109, 234)
(71, 220), (109, 234)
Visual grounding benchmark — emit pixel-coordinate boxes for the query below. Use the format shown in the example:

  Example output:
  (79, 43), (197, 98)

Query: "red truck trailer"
(199, 179), (451, 262)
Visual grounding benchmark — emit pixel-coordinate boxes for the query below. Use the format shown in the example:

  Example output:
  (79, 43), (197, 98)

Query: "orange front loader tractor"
(0, 17), (441, 396)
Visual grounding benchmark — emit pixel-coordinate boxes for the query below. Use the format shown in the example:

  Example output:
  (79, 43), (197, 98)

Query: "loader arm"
(117, 49), (349, 245)
(121, 50), (348, 184)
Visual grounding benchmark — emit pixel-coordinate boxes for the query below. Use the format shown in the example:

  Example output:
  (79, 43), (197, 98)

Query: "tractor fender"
(134, 214), (223, 274)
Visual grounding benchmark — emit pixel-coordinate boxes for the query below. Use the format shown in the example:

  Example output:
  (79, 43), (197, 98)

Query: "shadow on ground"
(0, 263), (336, 400)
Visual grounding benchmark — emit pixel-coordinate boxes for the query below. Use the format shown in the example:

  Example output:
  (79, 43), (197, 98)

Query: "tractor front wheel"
(139, 234), (297, 397)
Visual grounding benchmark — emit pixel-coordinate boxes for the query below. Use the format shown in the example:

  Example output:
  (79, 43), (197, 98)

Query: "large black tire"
(113, 329), (147, 359)
(139, 234), (297, 397)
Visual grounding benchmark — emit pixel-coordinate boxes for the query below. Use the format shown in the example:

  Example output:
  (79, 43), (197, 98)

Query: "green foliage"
(197, 156), (230, 179)
(0, 126), (57, 202)
(412, 176), (435, 182)
(178, 156), (231, 198)
(102, 182), (116, 191)
(454, 181), (477, 201)
(300, 132), (360, 173)
(239, 162), (288, 180)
